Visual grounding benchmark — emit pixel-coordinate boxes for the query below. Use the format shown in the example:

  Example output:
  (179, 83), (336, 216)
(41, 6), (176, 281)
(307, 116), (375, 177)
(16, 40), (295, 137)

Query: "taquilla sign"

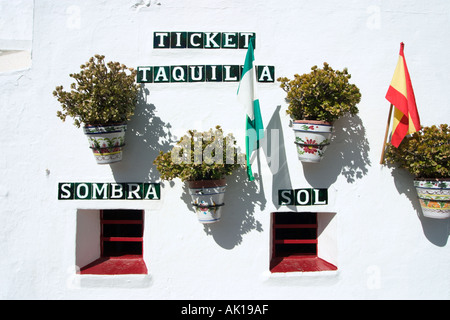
(137, 65), (275, 83)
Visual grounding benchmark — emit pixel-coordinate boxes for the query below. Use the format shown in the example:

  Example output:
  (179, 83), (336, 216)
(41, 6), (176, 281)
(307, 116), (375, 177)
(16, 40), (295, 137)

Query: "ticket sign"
(278, 188), (328, 206)
(58, 182), (160, 200)
(153, 32), (256, 49)
(138, 31), (275, 83)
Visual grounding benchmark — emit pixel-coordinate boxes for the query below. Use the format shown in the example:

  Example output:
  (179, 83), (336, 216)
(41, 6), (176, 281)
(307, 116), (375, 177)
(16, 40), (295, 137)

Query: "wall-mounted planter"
(54, 55), (139, 165)
(293, 120), (332, 163)
(414, 179), (450, 219)
(187, 179), (226, 224)
(84, 124), (126, 164)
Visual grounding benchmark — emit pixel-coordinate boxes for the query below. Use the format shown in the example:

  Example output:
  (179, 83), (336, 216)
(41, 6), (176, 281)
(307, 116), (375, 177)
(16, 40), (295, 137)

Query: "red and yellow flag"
(385, 42), (420, 147)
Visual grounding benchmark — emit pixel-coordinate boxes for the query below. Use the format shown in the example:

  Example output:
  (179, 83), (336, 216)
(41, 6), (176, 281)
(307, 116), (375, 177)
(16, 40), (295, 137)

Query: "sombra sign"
(58, 182), (160, 200)
(278, 188), (328, 206)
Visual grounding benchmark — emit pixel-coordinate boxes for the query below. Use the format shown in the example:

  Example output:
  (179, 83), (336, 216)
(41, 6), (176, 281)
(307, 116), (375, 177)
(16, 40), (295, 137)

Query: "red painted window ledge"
(79, 256), (148, 275)
(270, 256), (337, 273)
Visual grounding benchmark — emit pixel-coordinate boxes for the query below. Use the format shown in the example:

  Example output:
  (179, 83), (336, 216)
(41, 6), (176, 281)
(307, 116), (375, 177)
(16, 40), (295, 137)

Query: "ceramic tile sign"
(137, 31), (275, 83)
(58, 182), (160, 200)
(153, 32), (256, 49)
(137, 65), (275, 83)
(278, 188), (328, 206)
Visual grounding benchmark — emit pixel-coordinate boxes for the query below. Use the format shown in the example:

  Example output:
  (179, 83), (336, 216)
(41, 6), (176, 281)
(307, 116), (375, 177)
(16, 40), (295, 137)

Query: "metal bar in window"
(101, 220), (143, 224)
(274, 239), (318, 244)
(274, 224), (317, 229)
(101, 237), (143, 242)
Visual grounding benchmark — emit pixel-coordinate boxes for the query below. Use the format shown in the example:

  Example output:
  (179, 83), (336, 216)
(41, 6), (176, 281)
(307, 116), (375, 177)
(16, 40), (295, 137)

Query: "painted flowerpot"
(83, 124), (127, 164)
(187, 179), (226, 224)
(292, 120), (333, 163)
(414, 178), (450, 219)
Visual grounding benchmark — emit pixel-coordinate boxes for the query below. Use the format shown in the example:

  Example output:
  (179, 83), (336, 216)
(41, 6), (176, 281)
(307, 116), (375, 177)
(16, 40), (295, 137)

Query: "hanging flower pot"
(84, 124), (127, 164)
(293, 120), (332, 163)
(278, 63), (361, 164)
(53, 54), (139, 165)
(384, 125), (450, 219)
(414, 179), (450, 219)
(154, 126), (244, 224)
(187, 179), (226, 224)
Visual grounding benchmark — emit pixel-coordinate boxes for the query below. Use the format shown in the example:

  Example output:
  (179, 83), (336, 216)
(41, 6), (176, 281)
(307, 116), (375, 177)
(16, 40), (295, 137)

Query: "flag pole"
(380, 103), (393, 164)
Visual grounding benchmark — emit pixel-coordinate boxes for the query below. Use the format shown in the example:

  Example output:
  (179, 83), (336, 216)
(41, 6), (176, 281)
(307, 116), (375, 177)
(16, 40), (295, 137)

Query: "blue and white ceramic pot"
(83, 124), (127, 164)
(292, 120), (333, 163)
(187, 179), (226, 224)
(414, 178), (450, 219)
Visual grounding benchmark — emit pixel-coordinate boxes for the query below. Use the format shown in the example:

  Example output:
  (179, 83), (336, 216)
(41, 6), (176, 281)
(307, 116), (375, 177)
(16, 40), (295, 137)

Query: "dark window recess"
(102, 209), (143, 220)
(80, 209), (147, 275)
(270, 212), (337, 273)
(102, 241), (143, 257)
(100, 209), (144, 258)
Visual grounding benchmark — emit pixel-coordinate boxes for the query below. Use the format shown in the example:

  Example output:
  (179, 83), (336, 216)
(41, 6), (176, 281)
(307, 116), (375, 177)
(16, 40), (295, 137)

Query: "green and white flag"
(237, 38), (264, 181)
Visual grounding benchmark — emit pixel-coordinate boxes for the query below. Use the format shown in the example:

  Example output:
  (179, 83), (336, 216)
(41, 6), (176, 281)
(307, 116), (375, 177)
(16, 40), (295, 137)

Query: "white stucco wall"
(0, 0), (449, 300)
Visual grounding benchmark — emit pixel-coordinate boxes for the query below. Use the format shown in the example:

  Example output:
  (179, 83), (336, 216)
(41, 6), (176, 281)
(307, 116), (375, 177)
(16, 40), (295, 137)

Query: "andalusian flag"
(385, 42), (420, 147)
(237, 38), (264, 181)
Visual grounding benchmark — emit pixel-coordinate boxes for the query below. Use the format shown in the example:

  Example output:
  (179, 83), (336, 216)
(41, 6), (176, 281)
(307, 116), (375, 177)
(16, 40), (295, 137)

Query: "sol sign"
(278, 188), (328, 206)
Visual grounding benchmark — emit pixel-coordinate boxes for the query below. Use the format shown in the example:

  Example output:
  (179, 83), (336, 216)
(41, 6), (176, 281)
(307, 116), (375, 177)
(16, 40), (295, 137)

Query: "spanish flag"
(385, 42), (420, 147)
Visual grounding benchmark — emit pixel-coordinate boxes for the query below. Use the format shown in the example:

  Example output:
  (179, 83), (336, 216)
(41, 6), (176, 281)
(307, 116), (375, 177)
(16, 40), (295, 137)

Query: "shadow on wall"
(261, 105), (295, 211)
(180, 167), (266, 250)
(302, 113), (371, 188)
(112, 87), (265, 249)
(110, 87), (174, 182)
(261, 106), (371, 209)
(389, 166), (450, 246)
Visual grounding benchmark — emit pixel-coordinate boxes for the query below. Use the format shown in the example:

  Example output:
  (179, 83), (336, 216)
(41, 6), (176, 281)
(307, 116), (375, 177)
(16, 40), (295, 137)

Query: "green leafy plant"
(54, 54), (140, 128)
(154, 126), (245, 182)
(384, 124), (449, 179)
(278, 62), (361, 123)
